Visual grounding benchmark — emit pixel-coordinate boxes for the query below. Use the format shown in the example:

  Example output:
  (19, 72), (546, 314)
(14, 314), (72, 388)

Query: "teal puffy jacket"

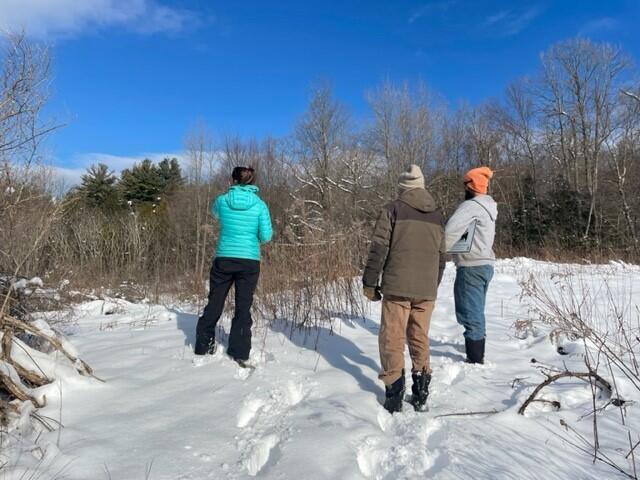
(212, 185), (273, 261)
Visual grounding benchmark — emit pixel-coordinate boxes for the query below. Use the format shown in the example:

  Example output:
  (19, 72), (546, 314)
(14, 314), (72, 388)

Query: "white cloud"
(0, 0), (201, 38)
(52, 166), (87, 189)
(408, 1), (457, 24)
(482, 6), (542, 37)
(52, 151), (185, 187)
(579, 17), (619, 37)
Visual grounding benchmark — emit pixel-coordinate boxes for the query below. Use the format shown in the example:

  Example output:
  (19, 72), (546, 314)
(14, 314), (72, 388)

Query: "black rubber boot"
(233, 358), (255, 370)
(465, 337), (485, 364)
(383, 373), (405, 414)
(195, 338), (217, 356)
(410, 370), (431, 412)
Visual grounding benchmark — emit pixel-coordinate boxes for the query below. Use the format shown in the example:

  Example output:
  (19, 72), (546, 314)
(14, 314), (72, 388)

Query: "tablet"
(447, 220), (477, 254)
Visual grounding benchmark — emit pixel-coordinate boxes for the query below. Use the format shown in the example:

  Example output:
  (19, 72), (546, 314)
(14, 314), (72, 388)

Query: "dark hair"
(231, 166), (256, 185)
(464, 187), (476, 200)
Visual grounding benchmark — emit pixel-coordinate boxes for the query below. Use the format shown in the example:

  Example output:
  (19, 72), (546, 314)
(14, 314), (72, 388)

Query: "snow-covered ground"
(3, 258), (640, 479)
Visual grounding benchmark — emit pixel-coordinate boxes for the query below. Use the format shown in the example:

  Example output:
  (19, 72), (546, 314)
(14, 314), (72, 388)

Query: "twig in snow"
(434, 409), (501, 419)
(557, 419), (636, 479)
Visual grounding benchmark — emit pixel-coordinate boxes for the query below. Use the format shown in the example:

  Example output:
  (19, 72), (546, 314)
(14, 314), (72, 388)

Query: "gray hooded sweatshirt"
(445, 194), (497, 267)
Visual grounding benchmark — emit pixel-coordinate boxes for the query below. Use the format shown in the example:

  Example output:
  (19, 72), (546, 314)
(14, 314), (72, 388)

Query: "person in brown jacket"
(363, 164), (446, 413)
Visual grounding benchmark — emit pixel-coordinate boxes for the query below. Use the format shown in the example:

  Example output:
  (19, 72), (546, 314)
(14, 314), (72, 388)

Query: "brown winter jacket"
(363, 188), (446, 301)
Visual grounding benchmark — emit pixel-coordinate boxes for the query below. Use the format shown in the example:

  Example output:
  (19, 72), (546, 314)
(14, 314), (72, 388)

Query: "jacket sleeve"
(445, 201), (478, 250)
(362, 206), (393, 288)
(258, 202), (273, 244)
(438, 216), (446, 286)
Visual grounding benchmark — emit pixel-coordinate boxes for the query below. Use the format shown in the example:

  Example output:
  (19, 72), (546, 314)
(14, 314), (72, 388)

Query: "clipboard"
(447, 220), (477, 254)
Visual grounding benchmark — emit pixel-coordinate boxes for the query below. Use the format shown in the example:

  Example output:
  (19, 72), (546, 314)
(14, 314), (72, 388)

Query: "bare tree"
(0, 32), (55, 163)
(606, 90), (640, 251)
(184, 123), (217, 287)
(538, 39), (629, 239)
(366, 81), (436, 197)
(0, 32), (60, 275)
(292, 83), (349, 223)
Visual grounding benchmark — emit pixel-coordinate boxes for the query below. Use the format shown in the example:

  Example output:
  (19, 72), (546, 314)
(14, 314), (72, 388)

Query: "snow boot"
(410, 370), (431, 412)
(192, 342), (217, 366)
(465, 337), (485, 364)
(383, 372), (405, 414)
(234, 358), (255, 370)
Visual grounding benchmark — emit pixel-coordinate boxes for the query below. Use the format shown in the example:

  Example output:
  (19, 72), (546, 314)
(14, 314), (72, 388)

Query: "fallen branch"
(0, 364), (44, 408)
(435, 409), (501, 419)
(0, 397), (18, 425)
(519, 370), (612, 415)
(1, 328), (50, 387)
(3, 314), (102, 381)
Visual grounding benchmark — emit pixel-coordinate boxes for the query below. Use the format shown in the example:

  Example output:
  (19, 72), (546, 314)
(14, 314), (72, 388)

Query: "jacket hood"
(470, 194), (498, 220)
(226, 185), (260, 211)
(399, 188), (436, 213)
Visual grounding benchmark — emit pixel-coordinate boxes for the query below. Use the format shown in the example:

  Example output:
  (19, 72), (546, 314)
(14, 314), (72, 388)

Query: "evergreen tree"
(76, 163), (121, 211)
(512, 174), (548, 248)
(119, 158), (183, 205)
(120, 159), (164, 204)
(157, 157), (183, 194)
(547, 176), (591, 248)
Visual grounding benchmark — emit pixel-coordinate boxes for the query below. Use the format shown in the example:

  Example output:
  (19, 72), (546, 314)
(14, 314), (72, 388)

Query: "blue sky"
(2, 0), (639, 182)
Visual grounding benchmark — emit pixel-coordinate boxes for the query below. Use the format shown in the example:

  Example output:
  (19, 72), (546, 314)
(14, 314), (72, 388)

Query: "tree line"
(1, 33), (639, 303)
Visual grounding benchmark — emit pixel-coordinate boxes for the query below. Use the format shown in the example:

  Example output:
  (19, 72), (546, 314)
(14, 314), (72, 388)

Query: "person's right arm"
(210, 196), (222, 219)
(362, 206), (393, 288)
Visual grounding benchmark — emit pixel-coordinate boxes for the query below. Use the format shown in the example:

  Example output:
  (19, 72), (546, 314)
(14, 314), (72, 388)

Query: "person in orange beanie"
(463, 166), (493, 195)
(444, 166), (497, 364)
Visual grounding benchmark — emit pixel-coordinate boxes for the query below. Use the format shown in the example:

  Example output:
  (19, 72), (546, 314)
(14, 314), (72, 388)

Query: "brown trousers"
(379, 295), (435, 385)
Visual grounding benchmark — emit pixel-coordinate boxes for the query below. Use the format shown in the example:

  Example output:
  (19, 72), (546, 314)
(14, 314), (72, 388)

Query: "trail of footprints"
(235, 378), (310, 476)
(355, 360), (468, 479)
(357, 412), (448, 480)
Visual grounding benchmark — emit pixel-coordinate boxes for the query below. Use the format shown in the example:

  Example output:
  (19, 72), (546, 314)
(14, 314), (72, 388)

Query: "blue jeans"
(454, 265), (494, 341)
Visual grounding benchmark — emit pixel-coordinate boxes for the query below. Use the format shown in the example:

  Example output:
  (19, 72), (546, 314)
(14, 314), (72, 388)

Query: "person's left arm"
(438, 215), (447, 286)
(258, 202), (273, 244)
(444, 201), (478, 250)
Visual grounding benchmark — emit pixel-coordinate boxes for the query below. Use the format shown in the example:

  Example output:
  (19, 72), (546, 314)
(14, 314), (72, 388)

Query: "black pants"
(194, 258), (260, 359)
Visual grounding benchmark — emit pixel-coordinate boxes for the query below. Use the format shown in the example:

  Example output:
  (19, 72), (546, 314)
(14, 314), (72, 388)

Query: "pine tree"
(119, 158), (183, 205)
(512, 174), (548, 248)
(157, 157), (183, 194)
(120, 159), (164, 204)
(77, 163), (121, 210)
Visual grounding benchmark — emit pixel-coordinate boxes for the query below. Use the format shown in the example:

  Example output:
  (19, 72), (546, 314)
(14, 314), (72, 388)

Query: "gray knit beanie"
(398, 164), (425, 191)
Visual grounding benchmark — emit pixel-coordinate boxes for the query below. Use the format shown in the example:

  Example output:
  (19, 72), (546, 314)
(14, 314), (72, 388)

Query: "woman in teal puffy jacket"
(194, 166), (272, 367)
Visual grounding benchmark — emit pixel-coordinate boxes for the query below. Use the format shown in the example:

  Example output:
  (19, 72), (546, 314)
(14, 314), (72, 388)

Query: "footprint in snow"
(234, 364), (256, 380)
(237, 397), (266, 428)
(357, 412), (446, 479)
(236, 379), (311, 477)
(245, 433), (281, 476)
(440, 363), (465, 386)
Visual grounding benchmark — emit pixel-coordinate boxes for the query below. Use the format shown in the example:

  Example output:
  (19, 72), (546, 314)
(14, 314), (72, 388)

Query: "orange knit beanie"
(463, 166), (493, 194)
